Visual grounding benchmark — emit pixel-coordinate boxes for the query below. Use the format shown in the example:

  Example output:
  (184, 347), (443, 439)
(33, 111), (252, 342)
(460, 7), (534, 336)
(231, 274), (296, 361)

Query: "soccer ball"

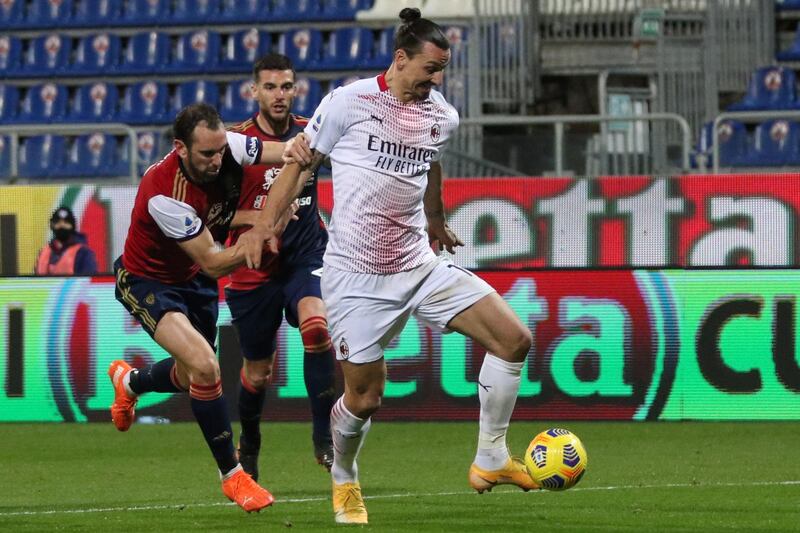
(524, 428), (588, 491)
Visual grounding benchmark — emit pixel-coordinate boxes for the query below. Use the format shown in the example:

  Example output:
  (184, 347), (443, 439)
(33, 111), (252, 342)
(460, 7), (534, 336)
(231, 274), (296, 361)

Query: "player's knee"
(242, 364), (272, 391)
(350, 383), (384, 417)
(188, 356), (221, 385)
(300, 316), (332, 353)
(509, 327), (533, 360)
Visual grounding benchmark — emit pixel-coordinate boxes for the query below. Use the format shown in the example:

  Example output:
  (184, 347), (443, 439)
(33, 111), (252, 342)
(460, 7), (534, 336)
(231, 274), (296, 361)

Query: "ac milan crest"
(431, 123), (441, 142)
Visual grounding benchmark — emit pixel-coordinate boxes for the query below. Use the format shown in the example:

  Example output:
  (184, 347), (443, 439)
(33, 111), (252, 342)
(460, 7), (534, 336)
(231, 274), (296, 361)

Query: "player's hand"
(428, 220), (464, 254)
(274, 200), (300, 235)
(283, 133), (312, 167)
(238, 225), (267, 269)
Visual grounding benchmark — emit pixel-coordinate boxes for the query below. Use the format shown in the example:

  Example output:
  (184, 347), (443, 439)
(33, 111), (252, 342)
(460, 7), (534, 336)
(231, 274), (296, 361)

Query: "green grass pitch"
(0, 421), (798, 532)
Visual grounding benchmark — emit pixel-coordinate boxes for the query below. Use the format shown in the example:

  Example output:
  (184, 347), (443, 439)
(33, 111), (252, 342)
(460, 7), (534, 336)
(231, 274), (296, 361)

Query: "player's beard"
(261, 106), (291, 136)
(186, 155), (219, 184)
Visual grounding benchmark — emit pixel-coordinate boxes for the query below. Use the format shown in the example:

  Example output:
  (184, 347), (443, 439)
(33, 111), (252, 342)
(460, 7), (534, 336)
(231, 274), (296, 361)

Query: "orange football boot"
(108, 360), (138, 432)
(222, 468), (275, 513)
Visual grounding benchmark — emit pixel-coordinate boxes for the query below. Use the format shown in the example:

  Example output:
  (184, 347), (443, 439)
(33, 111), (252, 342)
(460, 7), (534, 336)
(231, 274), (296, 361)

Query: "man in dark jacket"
(35, 206), (98, 275)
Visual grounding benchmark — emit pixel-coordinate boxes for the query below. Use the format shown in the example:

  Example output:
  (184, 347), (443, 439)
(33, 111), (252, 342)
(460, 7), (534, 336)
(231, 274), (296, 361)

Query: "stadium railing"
(453, 113), (691, 176)
(0, 123), (139, 183)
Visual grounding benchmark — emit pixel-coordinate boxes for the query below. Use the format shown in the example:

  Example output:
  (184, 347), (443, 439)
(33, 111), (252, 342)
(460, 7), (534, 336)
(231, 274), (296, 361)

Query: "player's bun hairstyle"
(394, 8), (449, 58)
(173, 102), (223, 149)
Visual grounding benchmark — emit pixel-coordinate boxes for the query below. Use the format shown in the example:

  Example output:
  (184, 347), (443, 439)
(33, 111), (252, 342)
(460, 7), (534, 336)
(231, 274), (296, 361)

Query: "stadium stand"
(120, 31), (170, 74)
(171, 80), (220, 114)
(749, 119), (800, 166)
(22, 34), (71, 75)
(219, 29), (271, 72)
(321, 27), (374, 69)
(277, 29), (323, 70)
(169, 30), (222, 73)
(68, 82), (119, 123)
(0, 0), (25, 27)
(118, 81), (169, 124)
(171, 0), (221, 24)
(292, 77), (322, 117)
(727, 66), (797, 111)
(120, 0), (170, 25)
(18, 83), (69, 123)
(0, 85), (20, 123)
(0, 36), (23, 76)
(695, 120), (750, 168)
(220, 79), (258, 122)
(64, 133), (120, 177)
(25, 0), (73, 28)
(18, 134), (67, 178)
(72, 34), (121, 75)
(73, 0), (122, 27)
(0, 136), (10, 178)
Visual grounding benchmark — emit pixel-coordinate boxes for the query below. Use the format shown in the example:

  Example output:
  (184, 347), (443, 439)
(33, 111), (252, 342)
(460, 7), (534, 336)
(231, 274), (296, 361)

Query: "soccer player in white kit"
(238, 8), (538, 524)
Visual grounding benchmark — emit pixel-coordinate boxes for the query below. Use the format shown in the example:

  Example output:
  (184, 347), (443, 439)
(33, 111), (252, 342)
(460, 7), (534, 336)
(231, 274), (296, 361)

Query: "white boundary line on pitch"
(1, 480), (799, 518)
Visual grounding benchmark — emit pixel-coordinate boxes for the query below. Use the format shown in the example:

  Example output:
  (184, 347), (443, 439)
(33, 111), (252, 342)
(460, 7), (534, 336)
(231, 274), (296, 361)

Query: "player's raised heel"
(332, 481), (368, 524)
(314, 440), (334, 472)
(237, 439), (260, 482)
(108, 360), (138, 432)
(468, 457), (540, 493)
(222, 467), (274, 513)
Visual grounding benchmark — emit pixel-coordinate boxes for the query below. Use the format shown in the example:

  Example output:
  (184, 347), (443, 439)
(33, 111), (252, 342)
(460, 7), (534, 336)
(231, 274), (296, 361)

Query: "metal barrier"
(0, 124), (139, 184)
(711, 110), (800, 173)
(452, 113), (691, 176)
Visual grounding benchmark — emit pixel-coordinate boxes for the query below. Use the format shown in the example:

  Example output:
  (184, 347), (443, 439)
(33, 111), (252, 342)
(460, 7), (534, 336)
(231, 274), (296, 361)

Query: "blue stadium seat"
(18, 135), (67, 178)
(220, 80), (257, 122)
(171, 80), (220, 114)
(0, 85), (20, 123)
(72, 34), (121, 75)
(218, 0), (268, 23)
(25, 0), (73, 28)
(64, 133), (119, 177)
(0, 0), (24, 27)
(368, 26), (394, 69)
(728, 66), (797, 111)
(320, 0), (372, 21)
(120, 0), (169, 25)
(695, 120), (749, 167)
(330, 75), (361, 91)
(292, 78), (321, 117)
(22, 34), (71, 75)
(0, 36), (23, 77)
(119, 130), (163, 176)
(171, 0), (220, 23)
(322, 28), (374, 69)
(18, 83), (68, 123)
(271, 0), (319, 21)
(0, 136), (10, 178)
(777, 24), (800, 61)
(69, 82), (119, 123)
(747, 120), (800, 166)
(277, 29), (322, 70)
(776, 0), (800, 11)
(120, 31), (169, 74)
(170, 30), (221, 73)
(220, 28), (270, 72)
(72, 0), (122, 27)
(119, 81), (169, 124)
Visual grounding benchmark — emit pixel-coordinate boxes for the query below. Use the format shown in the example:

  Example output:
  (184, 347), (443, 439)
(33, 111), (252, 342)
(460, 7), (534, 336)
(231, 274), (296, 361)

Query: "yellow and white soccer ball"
(524, 428), (588, 491)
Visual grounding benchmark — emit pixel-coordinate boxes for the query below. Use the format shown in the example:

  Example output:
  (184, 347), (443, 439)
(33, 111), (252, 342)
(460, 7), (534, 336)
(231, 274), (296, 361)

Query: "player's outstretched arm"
(425, 161), (463, 254)
(177, 226), (248, 278)
(238, 159), (309, 269)
(258, 135), (313, 167)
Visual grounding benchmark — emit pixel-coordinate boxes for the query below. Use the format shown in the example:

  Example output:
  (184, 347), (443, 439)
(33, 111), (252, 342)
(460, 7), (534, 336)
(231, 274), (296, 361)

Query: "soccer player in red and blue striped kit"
(108, 103), (309, 513)
(226, 53), (335, 480)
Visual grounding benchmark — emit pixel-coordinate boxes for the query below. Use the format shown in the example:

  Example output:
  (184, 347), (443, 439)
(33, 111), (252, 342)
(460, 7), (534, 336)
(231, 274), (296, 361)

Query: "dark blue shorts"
(224, 263), (323, 361)
(114, 256), (219, 349)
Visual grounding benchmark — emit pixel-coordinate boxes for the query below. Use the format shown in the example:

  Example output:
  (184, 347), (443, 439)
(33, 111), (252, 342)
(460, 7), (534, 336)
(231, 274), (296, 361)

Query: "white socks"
(330, 396), (371, 485)
(474, 353), (524, 471)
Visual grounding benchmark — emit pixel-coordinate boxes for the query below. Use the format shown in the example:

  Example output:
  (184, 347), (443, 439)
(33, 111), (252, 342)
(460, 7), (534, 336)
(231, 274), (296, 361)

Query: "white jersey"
(304, 74), (459, 274)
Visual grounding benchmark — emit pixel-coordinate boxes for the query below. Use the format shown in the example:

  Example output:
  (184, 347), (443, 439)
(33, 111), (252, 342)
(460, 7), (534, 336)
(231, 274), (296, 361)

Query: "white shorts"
(321, 256), (495, 364)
